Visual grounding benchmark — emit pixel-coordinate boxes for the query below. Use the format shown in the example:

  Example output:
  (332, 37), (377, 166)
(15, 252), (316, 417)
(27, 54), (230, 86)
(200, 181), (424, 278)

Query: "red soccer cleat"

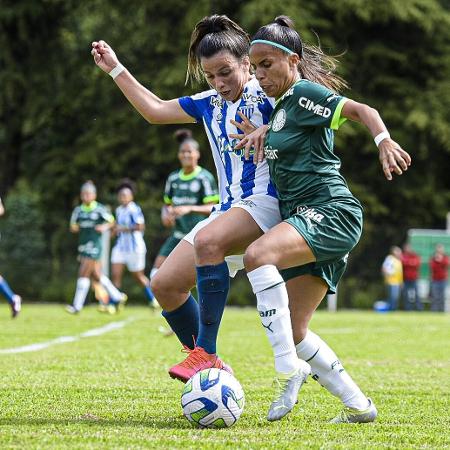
(168, 346), (233, 382)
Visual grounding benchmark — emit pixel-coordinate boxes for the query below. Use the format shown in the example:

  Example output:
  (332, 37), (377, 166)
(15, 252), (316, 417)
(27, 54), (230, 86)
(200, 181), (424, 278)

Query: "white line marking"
(0, 317), (135, 354)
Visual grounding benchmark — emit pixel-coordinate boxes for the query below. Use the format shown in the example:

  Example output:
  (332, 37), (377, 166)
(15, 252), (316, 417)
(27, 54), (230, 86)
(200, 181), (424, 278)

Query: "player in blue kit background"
(110, 179), (157, 309)
(237, 16), (411, 422)
(91, 15), (280, 380)
(0, 197), (22, 318)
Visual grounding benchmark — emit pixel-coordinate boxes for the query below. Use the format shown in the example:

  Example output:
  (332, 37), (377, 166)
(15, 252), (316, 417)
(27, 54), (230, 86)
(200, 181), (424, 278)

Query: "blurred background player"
(382, 246), (403, 311)
(66, 181), (126, 314)
(0, 197), (21, 318)
(153, 129), (219, 331)
(110, 179), (156, 308)
(429, 243), (449, 312)
(401, 242), (422, 311)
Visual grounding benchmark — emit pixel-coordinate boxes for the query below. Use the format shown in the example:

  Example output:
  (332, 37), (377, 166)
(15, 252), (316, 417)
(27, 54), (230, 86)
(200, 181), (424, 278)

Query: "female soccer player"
(110, 179), (156, 307)
(67, 181), (127, 314)
(0, 197), (21, 318)
(237, 16), (411, 422)
(151, 129), (219, 297)
(91, 15), (279, 380)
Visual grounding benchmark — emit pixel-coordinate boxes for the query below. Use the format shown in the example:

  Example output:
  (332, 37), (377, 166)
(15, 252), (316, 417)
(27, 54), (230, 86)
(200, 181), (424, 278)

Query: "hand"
(231, 125), (268, 163)
(161, 206), (175, 227)
(91, 40), (120, 74)
(172, 205), (192, 217)
(378, 138), (411, 180)
(95, 223), (110, 232)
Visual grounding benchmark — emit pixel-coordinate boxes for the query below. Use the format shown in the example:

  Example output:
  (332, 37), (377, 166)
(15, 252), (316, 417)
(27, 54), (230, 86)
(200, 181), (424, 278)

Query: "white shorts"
(183, 194), (281, 277)
(111, 247), (146, 272)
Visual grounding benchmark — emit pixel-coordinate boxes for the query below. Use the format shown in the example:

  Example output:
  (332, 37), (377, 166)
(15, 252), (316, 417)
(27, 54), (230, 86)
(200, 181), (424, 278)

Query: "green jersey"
(164, 166), (219, 239)
(70, 201), (114, 259)
(264, 79), (360, 216)
(164, 166), (219, 237)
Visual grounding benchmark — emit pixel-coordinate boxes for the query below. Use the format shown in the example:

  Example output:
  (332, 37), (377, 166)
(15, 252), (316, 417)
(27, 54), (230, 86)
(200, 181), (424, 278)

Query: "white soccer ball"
(181, 368), (245, 428)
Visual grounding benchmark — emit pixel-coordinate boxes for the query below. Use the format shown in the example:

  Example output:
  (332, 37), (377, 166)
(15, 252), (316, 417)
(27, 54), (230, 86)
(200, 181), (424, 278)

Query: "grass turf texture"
(0, 305), (449, 449)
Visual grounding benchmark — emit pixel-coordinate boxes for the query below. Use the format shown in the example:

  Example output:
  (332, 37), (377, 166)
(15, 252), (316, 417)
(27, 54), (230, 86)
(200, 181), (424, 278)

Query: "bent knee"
(194, 230), (223, 257)
(244, 242), (266, 271)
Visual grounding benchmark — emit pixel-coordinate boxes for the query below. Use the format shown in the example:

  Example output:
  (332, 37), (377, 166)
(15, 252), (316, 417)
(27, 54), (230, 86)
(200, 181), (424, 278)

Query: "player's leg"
(244, 222), (314, 421)
(287, 276), (375, 422)
(193, 207), (264, 355)
(111, 263), (125, 289)
(93, 261), (126, 306)
(151, 239), (199, 349)
(0, 275), (21, 318)
(67, 257), (94, 313)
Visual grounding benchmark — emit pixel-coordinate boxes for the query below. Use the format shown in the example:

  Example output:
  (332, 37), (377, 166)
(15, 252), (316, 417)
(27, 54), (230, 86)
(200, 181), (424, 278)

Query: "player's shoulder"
(294, 79), (338, 101)
(190, 88), (221, 107)
(167, 170), (181, 181)
(198, 167), (215, 179)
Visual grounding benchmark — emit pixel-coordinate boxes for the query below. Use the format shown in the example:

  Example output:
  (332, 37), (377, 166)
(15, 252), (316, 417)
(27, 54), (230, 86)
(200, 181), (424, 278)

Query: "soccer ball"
(181, 368), (245, 428)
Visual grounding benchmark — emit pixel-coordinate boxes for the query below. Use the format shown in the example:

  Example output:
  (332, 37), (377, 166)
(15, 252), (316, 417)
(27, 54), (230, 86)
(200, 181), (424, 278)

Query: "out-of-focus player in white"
(111, 179), (157, 308)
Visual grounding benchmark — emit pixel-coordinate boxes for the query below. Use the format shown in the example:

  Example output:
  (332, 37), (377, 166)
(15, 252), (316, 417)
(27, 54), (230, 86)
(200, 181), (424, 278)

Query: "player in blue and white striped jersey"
(111, 179), (156, 308)
(92, 15), (281, 381)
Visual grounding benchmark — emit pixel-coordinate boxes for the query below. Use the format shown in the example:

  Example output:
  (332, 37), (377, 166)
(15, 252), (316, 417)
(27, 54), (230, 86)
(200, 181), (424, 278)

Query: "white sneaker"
(65, 305), (79, 314)
(330, 398), (378, 423)
(267, 360), (311, 421)
(11, 295), (21, 318)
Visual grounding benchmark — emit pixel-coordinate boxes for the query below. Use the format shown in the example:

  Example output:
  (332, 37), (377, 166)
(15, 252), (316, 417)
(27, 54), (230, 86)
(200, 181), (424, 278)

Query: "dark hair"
(252, 15), (347, 92)
(116, 178), (136, 194)
(174, 128), (200, 151)
(186, 15), (250, 84)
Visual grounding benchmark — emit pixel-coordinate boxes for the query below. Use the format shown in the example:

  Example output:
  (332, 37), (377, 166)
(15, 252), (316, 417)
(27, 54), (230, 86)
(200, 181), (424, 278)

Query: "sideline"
(0, 317), (135, 354)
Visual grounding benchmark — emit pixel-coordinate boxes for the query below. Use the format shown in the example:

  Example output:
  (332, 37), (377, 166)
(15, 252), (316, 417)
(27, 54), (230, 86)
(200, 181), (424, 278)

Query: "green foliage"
(0, 0), (449, 305)
(0, 181), (49, 298)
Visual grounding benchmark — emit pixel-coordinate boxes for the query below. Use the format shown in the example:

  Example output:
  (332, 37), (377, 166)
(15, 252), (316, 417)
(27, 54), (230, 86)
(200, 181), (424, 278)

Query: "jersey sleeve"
(131, 204), (145, 225)
(200, 170), (219, 204)
(178, 89), (215, 123)
(98, 205), (115, 224)
(70, 207), (80, 225)
(293, 81), (348, 130)
(163, 176), (173, 205)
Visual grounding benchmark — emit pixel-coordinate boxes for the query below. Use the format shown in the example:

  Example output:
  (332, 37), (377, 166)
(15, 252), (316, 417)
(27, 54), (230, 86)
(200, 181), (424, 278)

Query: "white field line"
(0, 317), (135, 354)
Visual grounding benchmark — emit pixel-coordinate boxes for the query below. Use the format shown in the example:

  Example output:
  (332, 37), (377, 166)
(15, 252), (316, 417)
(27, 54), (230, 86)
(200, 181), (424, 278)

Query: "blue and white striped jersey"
(114, 201), (146, 253)
(178, 77), (277, 211)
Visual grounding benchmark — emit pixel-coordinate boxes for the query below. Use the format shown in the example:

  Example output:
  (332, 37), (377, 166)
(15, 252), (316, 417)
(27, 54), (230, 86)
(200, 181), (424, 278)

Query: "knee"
(150, 272), (167, 299)
(243, 242), (264, 271)
(194, 229), (223, 259)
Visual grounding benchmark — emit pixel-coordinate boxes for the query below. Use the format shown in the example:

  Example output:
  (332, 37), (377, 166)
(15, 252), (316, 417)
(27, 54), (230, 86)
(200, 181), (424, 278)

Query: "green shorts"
(280, 200), (363, 293)
(78, 241), (102, 260)
(158, 235), (182, 257)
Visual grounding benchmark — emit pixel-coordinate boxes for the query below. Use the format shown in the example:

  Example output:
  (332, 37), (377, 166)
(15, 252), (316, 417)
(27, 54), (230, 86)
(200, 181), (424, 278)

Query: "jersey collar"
(179, 166), (202, 181)
(81, 201), (98, 212)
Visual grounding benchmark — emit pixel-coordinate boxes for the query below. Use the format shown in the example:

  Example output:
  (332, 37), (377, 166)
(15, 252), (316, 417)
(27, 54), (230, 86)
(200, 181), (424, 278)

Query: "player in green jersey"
(0, 197), (22, 318)
(67, 181), (127, 314)
(152, 130), (219, 329)
(237, 16), (411, 422)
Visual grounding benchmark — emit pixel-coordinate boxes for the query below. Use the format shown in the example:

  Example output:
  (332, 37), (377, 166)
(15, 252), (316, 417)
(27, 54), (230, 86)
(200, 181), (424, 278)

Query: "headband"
(250, 39), (296, 55)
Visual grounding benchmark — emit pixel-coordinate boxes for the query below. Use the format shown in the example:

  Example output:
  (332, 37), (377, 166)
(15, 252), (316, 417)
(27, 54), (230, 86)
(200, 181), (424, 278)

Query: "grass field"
(0, 305), (449, 449)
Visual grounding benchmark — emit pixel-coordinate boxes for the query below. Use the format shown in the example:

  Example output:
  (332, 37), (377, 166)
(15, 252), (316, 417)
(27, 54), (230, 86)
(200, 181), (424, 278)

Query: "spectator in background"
(429, 244), (449, 312)
(0, 197), (21, 318)
(382, 246), (403, 311)
(401, 243), (422, 311)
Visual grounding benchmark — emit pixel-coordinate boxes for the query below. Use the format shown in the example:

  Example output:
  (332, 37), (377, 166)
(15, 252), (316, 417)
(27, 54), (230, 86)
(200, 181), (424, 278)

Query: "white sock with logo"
(73, 277), (90, 311)
(100, 275), (123, 301)
(247, 265), (300, 375)
(296, 330), (369, 409)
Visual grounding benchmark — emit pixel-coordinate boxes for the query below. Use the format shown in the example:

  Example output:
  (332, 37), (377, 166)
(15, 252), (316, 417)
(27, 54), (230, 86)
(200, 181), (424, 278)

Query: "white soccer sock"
(100, 275), (123, 301)
(73, 277), (90, 311)
(296, 330), (369, 409)
(248, 265), (300, 374)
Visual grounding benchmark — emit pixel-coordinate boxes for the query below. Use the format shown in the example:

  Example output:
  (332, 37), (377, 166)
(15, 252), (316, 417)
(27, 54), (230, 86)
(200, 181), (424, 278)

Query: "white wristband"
(374, 131), (390, 147)
(109, 63), (125, 80)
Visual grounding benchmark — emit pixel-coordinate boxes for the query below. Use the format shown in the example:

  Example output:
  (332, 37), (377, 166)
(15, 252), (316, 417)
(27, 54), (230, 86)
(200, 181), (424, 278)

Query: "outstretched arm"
(342, 100), (411, 181)
(91, 40), (195, 125)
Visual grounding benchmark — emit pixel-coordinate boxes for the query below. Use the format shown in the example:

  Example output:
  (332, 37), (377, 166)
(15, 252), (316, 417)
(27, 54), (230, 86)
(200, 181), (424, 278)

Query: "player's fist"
(91, 40), (120, 74)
